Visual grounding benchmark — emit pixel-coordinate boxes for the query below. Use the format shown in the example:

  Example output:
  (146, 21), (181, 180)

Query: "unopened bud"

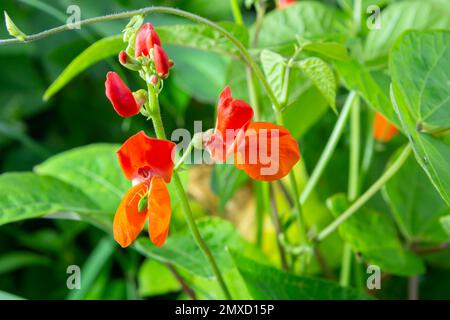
(4, 11), (26, 41)
(118, 50), (141, 71)
(132, 89), (148, 108)
(149, 75), (158, 85)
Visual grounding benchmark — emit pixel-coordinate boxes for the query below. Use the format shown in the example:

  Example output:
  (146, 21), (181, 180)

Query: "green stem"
(246, 67), (261, 120)
(230, 0), (244, 26)
(300, 91), (357, 205)
(1, 6), (281, 110)
(174, 141), (194, 171)
(315, 144), (412, 242)
(147, 87), (232, 300)
(340, 94), (360, 287)
(360, 109), (375, 184)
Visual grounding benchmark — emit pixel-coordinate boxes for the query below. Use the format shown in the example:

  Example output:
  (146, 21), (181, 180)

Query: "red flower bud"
(135, 23), (161, 58)
(118, 50), (128, 65)
(153, 44), (170, 77)
(277, 0), (296, 9)
(105, 72), (141, 117)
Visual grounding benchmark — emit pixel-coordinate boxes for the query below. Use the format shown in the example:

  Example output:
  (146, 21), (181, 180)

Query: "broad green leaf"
(156, 22), (248, 58)
(260, 49), (286, 104)
(364, 0), (450, 63)
(296, 57), (336, 112)
(440, 216), (450, 236)
(301, 41), (350, 61)
(284, 85), (329, 138)
(35, 144), (129, 214)
(211, 164), (248, 213)
(256, 2), (344, 49)
(138, 259), (181, 297)
(134, 217), (265, 299)
(383, 148), (449, 243)
(390, 31), (450, 204)
(327, 194), (425, 276)
(43, 35), (123, 101)
(231, 251), (369, 300)
(335, 59), (398, 126)
(134, 217), (265, 278)
(0, 172), (101, 226)
(0, 290), (25, 300)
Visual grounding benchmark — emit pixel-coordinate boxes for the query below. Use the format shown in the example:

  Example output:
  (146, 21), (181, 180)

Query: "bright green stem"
(148, 89), (232, 300)
(361, 109), (375, 183)
(174, 141), (194, 171)
(340, 95), (360, 287)
(300, 91), (357, 205)
(230, 0), (244, 26)
(316, 144), (412, 242)
(246, 67), (261, 121)
(0, 7), (281, 110)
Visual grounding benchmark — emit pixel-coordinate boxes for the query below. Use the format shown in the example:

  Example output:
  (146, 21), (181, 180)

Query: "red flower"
(277, 0), (296, 9)
(153, 44), (171, 77)
(206, 87), (300, 181)
(118, 50), (128, 65)
(105, 72), (142, 117)
(373, 112), (398, 142)
(135, 23), (161, 58)
(114, 131), (176, 248)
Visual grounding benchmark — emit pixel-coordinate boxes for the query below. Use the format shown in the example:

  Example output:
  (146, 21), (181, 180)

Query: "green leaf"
(440, 216), (450, 236)
(296, 57), (336, 112)
(0, 290), (25, 300)
(383, 148), (449, 243)
(335, 59), (398, 126)
(327, 194), (425, 276)
(35, 144), (129, 214)
(134, 217), (264, 278)
(231, 251), (369, 300)
(256, 2), (344, 49)
(211, 164), (248, 213)
(156, 22), (248, 57)
(138, 259), (181, 297)
(43, 35), (123, 101)
(390, 31), (450, 204)
(260, 49), (287, 105)
(283, 85), (329, 138)
(0, 251), (50, 274)
(364, 0), (450, 62)
(301, 41), (350, 61)
(0, 172), (101, 226)
(4, 11), (27, 41)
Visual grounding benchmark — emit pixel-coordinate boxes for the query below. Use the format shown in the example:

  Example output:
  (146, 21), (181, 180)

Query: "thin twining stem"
(0, 6), (281, 111)
(268, 183), (289, 271)
(300, 91), (357, 205)
(314, 144), (412, 242)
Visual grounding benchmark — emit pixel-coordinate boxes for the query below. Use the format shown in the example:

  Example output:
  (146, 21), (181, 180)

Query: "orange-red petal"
(206, 87), (253, 161)
(147, 177), (171, 247)
(117, 131), (176, 183)
(234, 122), (300, 181)
(105, 72), (140, 118)
(373, 112), (398, 142)
(113, 182), (149, 248)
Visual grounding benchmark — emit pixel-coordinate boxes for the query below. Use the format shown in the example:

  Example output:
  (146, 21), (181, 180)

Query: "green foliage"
(327, 194), (425, 276)
(260, 49), (287, 104)
(391, 31), (450, 205)
(211, 165), (248, 213)
(383, 148), (449, 243)
(231, 251), (369, 300)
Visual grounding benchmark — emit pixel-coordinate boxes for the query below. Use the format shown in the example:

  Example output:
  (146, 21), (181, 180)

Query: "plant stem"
(408, 276), (419, 300)
(166, 263), (197, 300)
(268, 183), (289, 271)
(360, 109), (375, 184)
(147, 87), (232, 300)
(340, 95), (360, 287)
(230, 0), (244, 26)
(300, 91), (357, 205)
(315, 144), (412, 242)
(0, 6), (282, 110)
(174, 141), (194, 171)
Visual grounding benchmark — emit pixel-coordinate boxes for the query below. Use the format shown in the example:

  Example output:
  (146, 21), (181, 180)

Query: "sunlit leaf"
(260, 49), (286, 104)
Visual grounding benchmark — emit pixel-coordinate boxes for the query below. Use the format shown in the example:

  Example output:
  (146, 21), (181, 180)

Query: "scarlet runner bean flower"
(277, 0), (296, 9)
(373, 112), (398, 142)
(205, 87), (300, 181)
(105, 72), (143, 117)
(134, 22), (161, 58)
(113, 131), (176, 248)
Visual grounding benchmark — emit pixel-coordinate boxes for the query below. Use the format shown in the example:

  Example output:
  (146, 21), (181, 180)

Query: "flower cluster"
(104, 17), (301, 249)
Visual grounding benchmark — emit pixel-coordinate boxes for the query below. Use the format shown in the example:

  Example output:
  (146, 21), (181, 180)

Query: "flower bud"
(149, 75), (158, 85)
(118, 50), (128, 65)
(135, 23), (161, 58)
(132, 89), (148, 108)
(118, 50), (141, 71)
(105, 72), (140, 117)
(153, 44), (170, 78)
(277, 0), (296, 9)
